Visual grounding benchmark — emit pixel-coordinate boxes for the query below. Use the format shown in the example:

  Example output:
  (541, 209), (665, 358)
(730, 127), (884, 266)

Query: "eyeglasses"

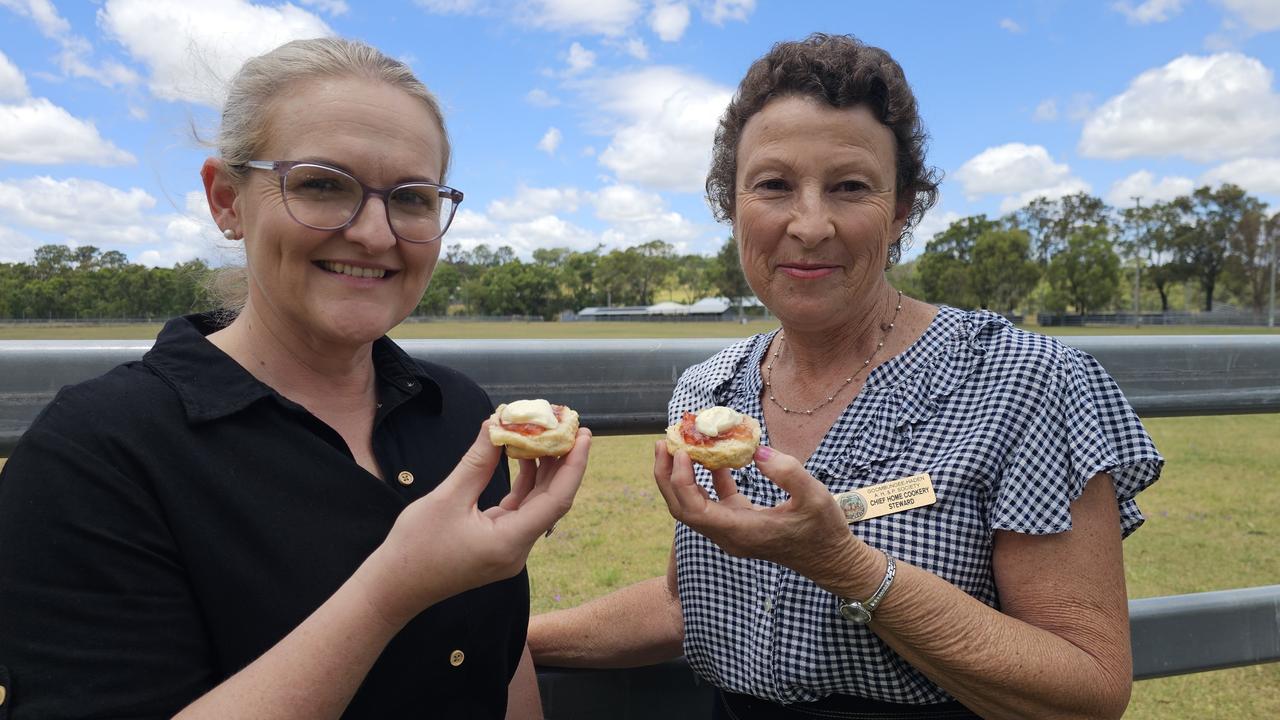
(242, 160), (463, 244)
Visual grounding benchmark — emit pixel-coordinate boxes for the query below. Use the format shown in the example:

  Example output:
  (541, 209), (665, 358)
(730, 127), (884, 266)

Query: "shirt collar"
(144, 312), (442, 424)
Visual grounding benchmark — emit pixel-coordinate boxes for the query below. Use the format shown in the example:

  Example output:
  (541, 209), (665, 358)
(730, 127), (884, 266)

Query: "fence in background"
(2, 335), (1279, 717)
(1038, 310), (1274, 327)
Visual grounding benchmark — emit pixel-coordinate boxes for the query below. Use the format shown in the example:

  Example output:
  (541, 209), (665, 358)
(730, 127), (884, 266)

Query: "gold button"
(0, 684), (6, 706)
(449, 649), (465, 667)
(397, 470), (414, 486)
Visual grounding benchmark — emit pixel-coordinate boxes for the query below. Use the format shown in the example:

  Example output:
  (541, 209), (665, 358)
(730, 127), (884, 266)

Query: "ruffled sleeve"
(992, 344), (1164, 538)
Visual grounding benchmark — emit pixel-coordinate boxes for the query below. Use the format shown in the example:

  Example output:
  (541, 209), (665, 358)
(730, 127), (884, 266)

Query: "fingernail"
(754, 446), (774, 462)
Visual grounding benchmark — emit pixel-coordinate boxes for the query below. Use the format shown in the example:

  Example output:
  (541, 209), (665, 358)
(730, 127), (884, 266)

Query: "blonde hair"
(206, 37), (451, 313)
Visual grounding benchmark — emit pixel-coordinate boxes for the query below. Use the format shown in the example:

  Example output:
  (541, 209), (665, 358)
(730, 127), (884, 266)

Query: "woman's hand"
(363, 422), (591, 628)
(653, 442), (876, 589)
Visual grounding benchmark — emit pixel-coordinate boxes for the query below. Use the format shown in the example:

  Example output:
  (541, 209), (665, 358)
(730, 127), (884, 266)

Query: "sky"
(1, 0), (1278, 268)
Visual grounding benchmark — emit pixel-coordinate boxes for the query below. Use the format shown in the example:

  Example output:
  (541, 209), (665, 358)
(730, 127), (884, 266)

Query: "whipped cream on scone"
(489, 399), (580, 459)
(665, 406), (762, 469)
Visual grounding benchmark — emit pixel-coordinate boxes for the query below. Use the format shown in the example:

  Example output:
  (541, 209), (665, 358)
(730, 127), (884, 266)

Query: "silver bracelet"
(837, 553), (896, 624)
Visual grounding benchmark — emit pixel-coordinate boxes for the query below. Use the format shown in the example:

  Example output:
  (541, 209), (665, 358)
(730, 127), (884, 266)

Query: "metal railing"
(2, 335), (1279, 717)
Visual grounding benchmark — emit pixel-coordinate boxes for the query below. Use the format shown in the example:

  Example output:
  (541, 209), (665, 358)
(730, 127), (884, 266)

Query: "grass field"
(2, 319), (1276, 716)
(1, 318), (1278, 340)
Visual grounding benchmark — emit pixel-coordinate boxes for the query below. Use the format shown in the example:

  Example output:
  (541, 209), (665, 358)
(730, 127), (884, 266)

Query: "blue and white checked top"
(669, 306), (1163, 705)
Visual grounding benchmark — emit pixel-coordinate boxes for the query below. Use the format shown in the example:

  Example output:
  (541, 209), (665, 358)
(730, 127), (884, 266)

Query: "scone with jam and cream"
(488, 399), (580, 459)
(665, 406), (761, 470)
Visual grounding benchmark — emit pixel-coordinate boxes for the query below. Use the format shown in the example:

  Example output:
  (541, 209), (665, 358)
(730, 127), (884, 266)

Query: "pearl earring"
(222, 228), (236, 240)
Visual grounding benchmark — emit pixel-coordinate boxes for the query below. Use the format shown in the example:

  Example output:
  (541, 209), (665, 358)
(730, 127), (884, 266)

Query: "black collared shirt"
(0, 313), (526, 719)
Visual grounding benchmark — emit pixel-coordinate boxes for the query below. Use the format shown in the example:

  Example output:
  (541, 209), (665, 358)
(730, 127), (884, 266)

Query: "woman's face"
(233, 76), (445, 349)
(733, 95), (907, 333)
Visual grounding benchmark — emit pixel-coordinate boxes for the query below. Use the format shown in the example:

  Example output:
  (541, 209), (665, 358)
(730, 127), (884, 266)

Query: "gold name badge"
(833, 472), (936, 523)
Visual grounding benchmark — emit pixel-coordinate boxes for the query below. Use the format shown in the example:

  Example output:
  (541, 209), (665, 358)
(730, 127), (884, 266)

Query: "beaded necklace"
(764, 289), (903, 416)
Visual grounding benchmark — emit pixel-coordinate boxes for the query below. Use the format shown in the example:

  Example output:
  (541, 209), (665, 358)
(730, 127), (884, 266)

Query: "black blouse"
(0, 313), (526, 719)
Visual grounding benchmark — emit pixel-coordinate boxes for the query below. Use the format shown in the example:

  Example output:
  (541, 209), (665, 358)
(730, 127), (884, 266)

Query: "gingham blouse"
(670, 306), (1163, 705)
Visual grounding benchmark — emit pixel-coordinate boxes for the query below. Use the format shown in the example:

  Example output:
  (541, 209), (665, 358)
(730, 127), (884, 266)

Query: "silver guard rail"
(2, 334), (1279, 716)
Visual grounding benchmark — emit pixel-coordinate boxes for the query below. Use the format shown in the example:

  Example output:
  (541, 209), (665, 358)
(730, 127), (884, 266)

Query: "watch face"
(839, 602), (872, 624)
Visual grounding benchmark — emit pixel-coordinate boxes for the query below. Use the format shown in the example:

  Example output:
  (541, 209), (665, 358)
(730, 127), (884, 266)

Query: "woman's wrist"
(350, 546), (440, 634)
(806, 533), (887, 601)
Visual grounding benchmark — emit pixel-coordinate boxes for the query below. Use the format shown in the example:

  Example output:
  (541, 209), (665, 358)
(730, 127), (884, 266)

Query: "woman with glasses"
(0, 38), (587, 719)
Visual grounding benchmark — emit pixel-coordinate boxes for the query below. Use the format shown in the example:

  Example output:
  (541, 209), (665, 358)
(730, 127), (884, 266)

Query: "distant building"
(573, 297), (764, 321)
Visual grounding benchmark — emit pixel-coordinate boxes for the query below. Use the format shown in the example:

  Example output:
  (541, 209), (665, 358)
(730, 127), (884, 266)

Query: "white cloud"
(623, 37), (649, 60)
(447, 183), (708, 257)
(953, 143), (1092, 214)
(59, 51), (140, 88)
(0, 224), (38, 263)
(447, 213), (601, 256)
(298, 0), (349, 15)
(1112, 0), (1187, 24)
(415, 0), (484, 13)
(565, 42), (596, 75)
(704, 0), (754, 25)
(0, 0), (69, 37)
(594, 184), (701, 246)
(906, 209), (961, 253)
(1, 0), (140, 88)
(1033, 98), (1057, 121)
(487, 185), (587, 222)
(1200, 157), (1280, 195)
(1216, 0), (1280, 32)
(954, 143), (1075, 198)
(651, 1), (691, 41)
(510, 214), (600, 251)
(147, 193), (225, 265)
(0, 98), (135, 165)
(525, 88), (561, 107)
(0, 176), (157, 244)
(586, 66), (732, 192)
(135, 240), (214, 268)
(445, 207), (599, 259)
(98, 0), (333, 107)
(0, 49), (29, 100)
(998, 179), (1094, 214)
(522, 0), (643, 36)
(1066, 92), (1095, 120)
(538, 127), (563, 154)
(1106, 170), (1195, 206)
(450, 208), (499, 235)
(999, 18), (1024, 33)
(1079, 53), (1280, 161)
(0, 180), (221, 266)
(593, 184), (662, 223)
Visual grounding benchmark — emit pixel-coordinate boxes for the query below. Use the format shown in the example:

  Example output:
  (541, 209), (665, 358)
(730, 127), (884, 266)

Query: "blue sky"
(1, 0), (1278, 267)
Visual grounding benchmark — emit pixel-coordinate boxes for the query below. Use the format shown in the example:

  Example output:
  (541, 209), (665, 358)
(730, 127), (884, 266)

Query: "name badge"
(833, 472), (936, 523)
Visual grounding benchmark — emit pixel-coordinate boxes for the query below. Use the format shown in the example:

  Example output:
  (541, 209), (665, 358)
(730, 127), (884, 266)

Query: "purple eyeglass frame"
(242, 160), (463, 244)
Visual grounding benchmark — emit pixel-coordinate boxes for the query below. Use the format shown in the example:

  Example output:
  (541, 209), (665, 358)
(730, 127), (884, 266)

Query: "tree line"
(5, 183), (1274, 322)
(421, 239), (752, 319)
(0, 239), (752, 321)
(902, 184), (1279, 316)
(0, 245), (209, 320)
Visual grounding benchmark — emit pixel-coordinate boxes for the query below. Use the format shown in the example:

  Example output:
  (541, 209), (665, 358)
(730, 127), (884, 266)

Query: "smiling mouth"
(779, 264), (838, 277)
(317, 261), (393, 279)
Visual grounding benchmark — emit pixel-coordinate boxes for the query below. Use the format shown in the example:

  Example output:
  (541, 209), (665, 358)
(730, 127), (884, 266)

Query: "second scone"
(665, 406), (761, 470)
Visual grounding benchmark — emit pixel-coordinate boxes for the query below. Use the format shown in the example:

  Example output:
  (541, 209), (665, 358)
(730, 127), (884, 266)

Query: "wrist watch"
(838, 553), (896, 624)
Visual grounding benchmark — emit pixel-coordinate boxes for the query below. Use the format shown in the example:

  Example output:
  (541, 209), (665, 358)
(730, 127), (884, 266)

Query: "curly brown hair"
(705, 33), (940, 266)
